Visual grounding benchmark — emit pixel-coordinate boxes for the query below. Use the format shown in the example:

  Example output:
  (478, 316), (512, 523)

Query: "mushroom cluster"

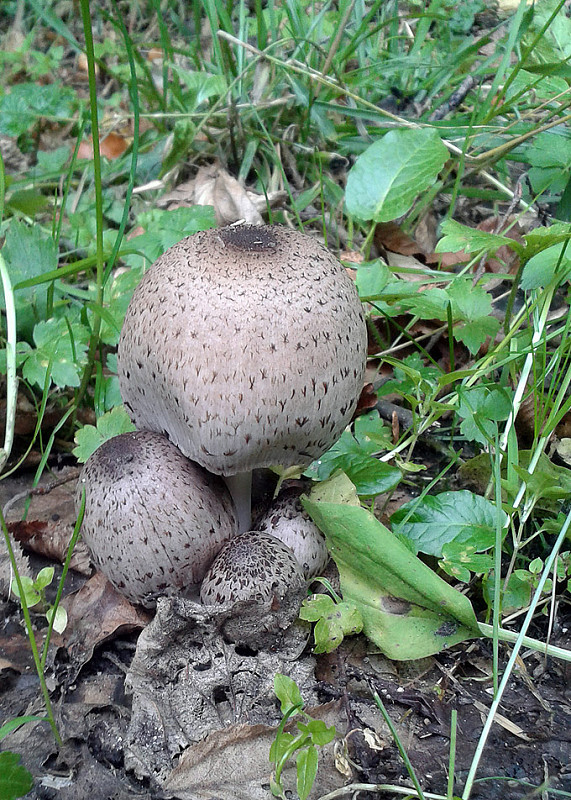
(78, 224), (367, 620)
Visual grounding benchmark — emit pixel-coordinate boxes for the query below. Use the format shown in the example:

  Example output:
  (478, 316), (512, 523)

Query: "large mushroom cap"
(76, 430), (237, 608)
(117, 224), (367, 476)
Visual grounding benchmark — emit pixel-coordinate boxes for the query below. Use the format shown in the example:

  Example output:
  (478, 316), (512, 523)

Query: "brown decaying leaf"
(374, 221), (428, 259)
(61, 571), (151, 677)
(165, 701), (345, 800)
(78, 131), (129, 160)
(157, 163), (286, 225)
(0, 536), (30, 596)
(4, 468), (91, 575)
(158, 162), (265, 226)
(353, 382), (378, 417)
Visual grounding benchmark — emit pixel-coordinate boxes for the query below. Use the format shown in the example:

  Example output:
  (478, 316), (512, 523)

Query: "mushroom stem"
(224, 471), (252, 533)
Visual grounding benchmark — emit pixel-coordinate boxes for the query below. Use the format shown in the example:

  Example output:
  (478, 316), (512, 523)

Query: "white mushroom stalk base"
(224, 471), (253, 533)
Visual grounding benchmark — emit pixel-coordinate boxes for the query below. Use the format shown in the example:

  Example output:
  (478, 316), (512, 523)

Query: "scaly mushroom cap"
(117, 224), (367, 476)
(76, 431), (237, 608)
(255, 486), (329, 579)
(200, 530), (305, 605)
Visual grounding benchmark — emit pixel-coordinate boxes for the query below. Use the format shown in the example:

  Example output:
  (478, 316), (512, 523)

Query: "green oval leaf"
(296, 746), (318, 800)
(345, 128), (448, 222)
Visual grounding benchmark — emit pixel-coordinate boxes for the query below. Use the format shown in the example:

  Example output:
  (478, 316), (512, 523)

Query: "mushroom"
(200, 530), (305, 605)
(76, 430), (237, 609)
(200, 530), (307, 647)
(117, 224), (367, 532)
(255, 486), (328, 579)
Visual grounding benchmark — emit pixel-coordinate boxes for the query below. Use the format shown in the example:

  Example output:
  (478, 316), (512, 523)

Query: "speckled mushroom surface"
(117, 224), (368, 476)
(200, 530), (305, 605)
(256, 486), (329, 579)
(76, 430), (237, 608)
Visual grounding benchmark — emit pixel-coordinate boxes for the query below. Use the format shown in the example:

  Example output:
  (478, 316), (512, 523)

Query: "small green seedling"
(270, 674), (336, 800)
(0, 717), (42, 800)
(11, 567), (67, 634)
(299, 579), (363, 653)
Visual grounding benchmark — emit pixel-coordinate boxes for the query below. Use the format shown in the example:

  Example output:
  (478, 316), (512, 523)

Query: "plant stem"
(1, 508), (62, 746)
(75, 0), (105, 412)
(463, 511), (571, 799)
(0, 252), (17, 474)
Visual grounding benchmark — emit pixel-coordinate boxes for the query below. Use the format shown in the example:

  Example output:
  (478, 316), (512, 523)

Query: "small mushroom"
(117, 224), (367, 532)
(255, 486), (328, 579)
(76, 430), (237, 608)
(200, 530), (305, 605)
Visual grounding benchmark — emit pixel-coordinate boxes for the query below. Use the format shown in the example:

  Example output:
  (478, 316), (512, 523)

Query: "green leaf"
(274, 674), (303, 715)
(10, 576), (41, 607)
(0, 82), (76, 136)
(125, 206), (216, 268)
(36, 145), (70, 172)
(520, 243), (571, 290)
(73, 407), (136, 463)
(391, 490), (505, 557)
(305, 411), (398, 496)
(457, 385), (513, 445)
(46, 605), (67, 634)
(1, 221), (58, 340)
(269, 731), (295, 765)
(34, 567), (54, 591)
(355, 261), (391, 300)
(454, 316), (500, 354)
(22, 317), (89, 389)
(435, 218), (518, 257)
(300, 595), (363, 653)
(303, 499), (480, 660)
(296, 746), (318, 800)
(345, 128), (448, 223)
(0, 751), (34, 800)
(0, 717), (45, 742)
(303, 719), (336, 747)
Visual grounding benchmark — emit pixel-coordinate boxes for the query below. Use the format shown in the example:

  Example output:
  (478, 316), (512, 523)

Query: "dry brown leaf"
(193, 163), (263, 225)
(4, 467), (91, 575)
(165, 702), (345, 800)
(340, 250), (365, 264)
(78, 132), (129, 160)
(61, 572), (151, 677)
(473, 700), (532, 741)
(0, 536), (30, 596)
(375, 221), (428, 259)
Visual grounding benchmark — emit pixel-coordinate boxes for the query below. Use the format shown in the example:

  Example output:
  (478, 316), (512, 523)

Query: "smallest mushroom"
(200, 530), (305, 605)
(200, 530), (308, 647)
(76, 430), (237, 609)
